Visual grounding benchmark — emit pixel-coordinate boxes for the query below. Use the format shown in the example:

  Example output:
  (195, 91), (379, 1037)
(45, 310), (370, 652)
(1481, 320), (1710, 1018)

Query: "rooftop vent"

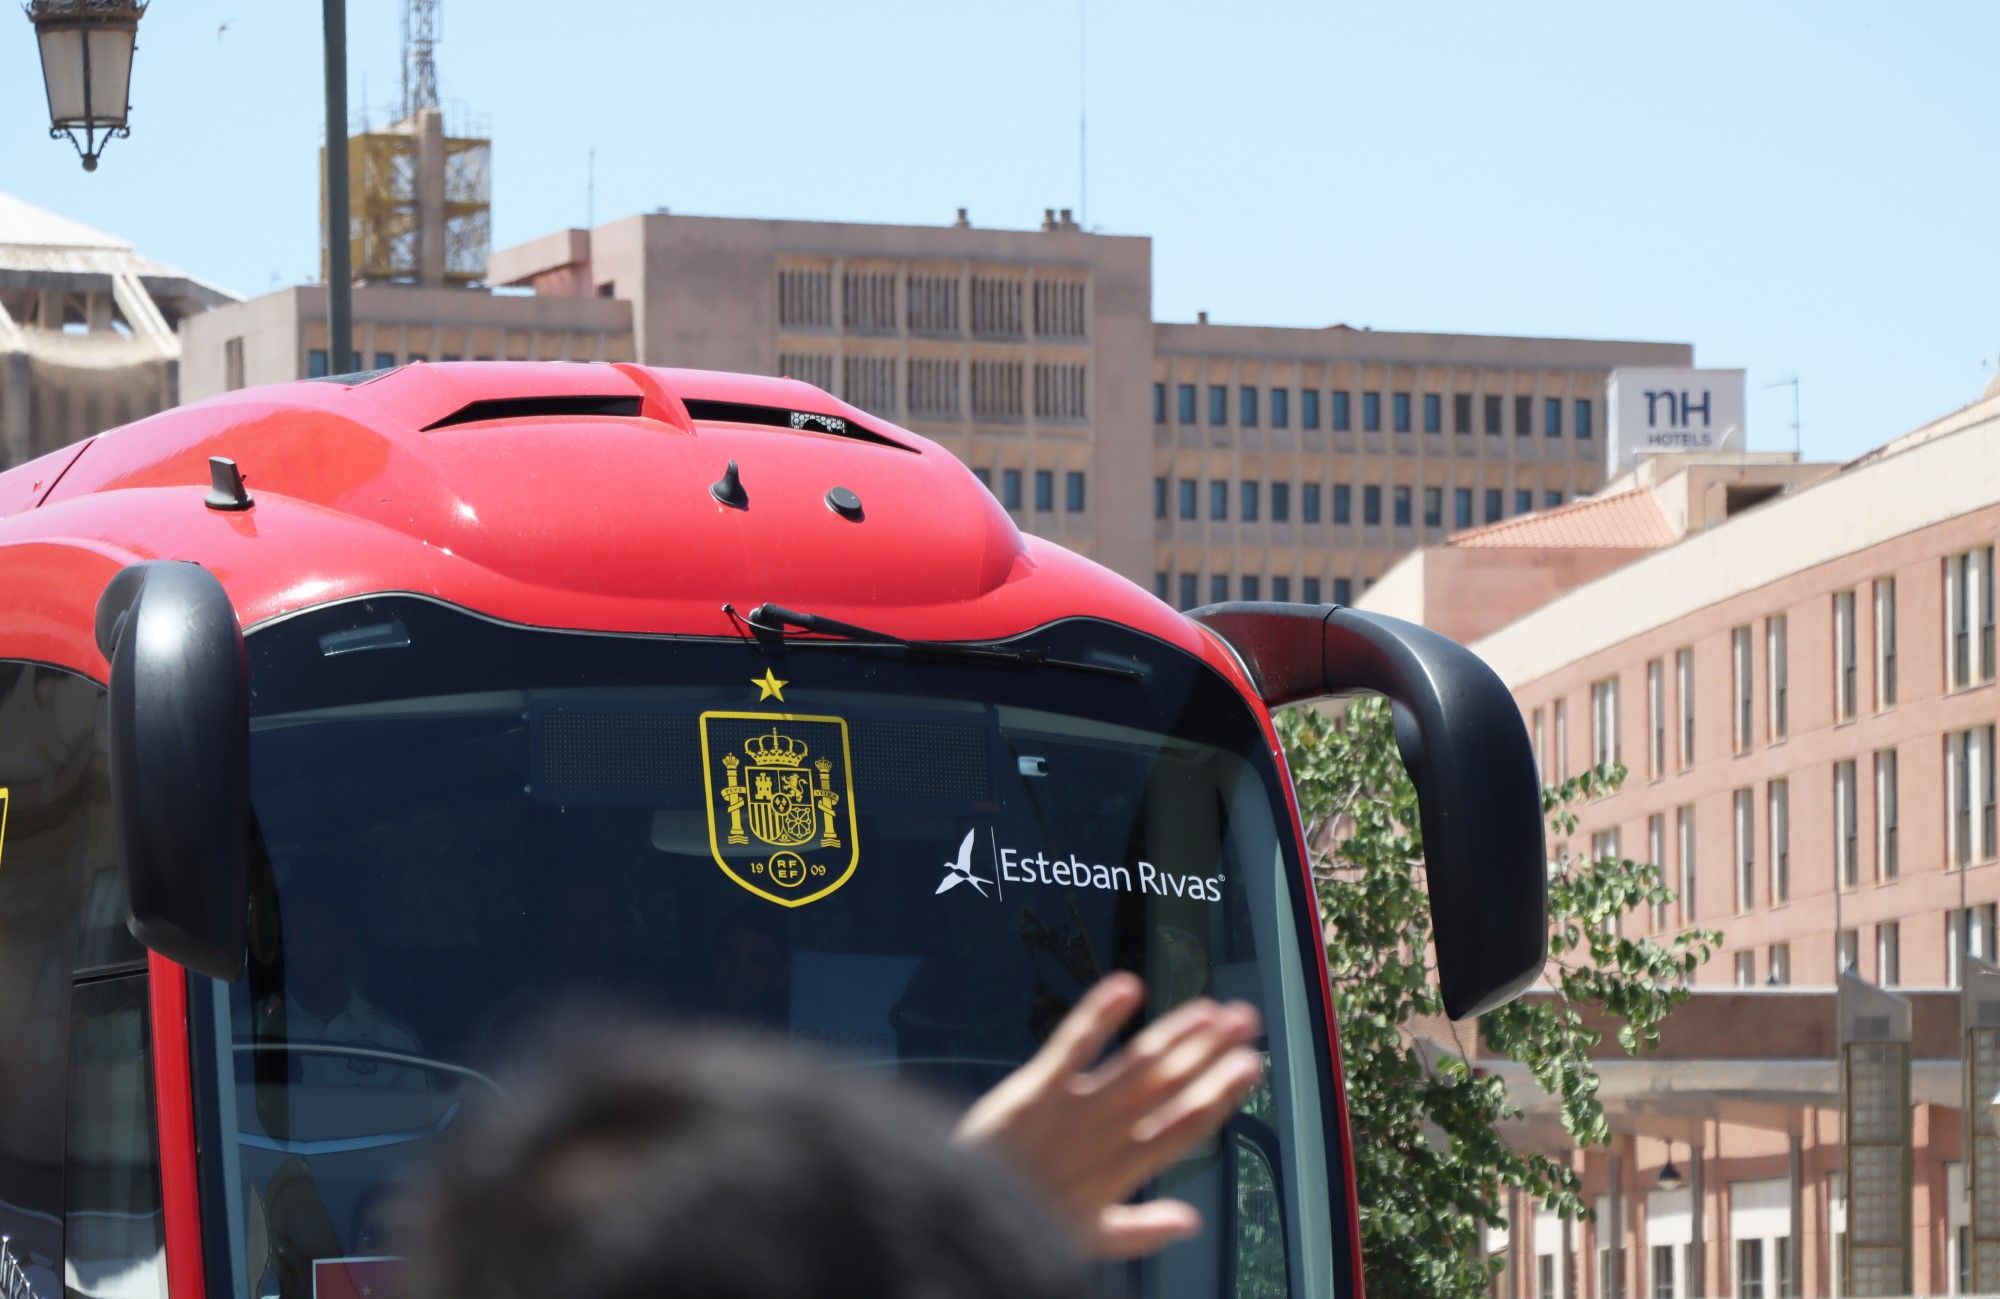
(680, 399), (913, 452)
(421, 394), (643, 431)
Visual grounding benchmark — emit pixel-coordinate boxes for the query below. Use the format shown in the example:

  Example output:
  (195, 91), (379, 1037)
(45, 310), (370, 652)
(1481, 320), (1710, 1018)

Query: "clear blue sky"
(3, 1), (1994, 462)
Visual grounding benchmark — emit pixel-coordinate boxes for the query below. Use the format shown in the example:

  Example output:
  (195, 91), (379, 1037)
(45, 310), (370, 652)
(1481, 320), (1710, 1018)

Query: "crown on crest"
(744, 728), (809, 768)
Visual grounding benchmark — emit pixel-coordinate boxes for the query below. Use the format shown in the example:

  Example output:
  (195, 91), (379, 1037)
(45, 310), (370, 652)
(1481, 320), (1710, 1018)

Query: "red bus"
(0, 363), (1543, 1299)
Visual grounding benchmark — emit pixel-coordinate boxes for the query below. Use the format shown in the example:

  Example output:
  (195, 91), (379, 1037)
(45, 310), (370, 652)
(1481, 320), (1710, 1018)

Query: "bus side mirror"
(1192, 602), (1546, 1020)
(97, 562), (250, 981)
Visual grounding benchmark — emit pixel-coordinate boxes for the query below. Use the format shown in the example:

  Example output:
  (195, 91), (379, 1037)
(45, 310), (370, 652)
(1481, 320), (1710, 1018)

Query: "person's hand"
(955, 972), (1264, 1259)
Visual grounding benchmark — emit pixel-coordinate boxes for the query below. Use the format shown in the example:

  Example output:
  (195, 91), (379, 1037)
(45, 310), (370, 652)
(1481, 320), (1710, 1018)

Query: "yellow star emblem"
(751, 668), (788, 702)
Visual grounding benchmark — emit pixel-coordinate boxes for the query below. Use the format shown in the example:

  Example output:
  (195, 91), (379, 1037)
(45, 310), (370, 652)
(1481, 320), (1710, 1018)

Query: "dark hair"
(405, 1020), (1090, 1299)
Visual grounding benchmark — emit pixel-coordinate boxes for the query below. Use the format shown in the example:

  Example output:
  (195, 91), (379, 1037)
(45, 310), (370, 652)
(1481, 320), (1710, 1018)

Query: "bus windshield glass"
(189, 595), (1346, 1299)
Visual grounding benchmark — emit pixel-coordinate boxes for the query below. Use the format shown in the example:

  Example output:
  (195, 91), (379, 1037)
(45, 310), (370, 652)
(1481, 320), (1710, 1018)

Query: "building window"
(1392, 486), (1412, 527)
(1836, 928), (1859, 973)
(1209, 385), (1228, 426)
(1423, 393), (1441, 434)
(1239, 386), (1258, 427)
(1303, 577), (1322, 604)
(971, 275), (1025, 337)
(1575, 399), (1593, 439)
(307, 348), (330, 378)
(907, 357), (962, 417)
(842, 355), (899, 417)
(1206, 575), (1226, 605)
(1546, 490), (1563, 509)
(371, 351), (395, 371)
(1392, 392), (1411, 433)
(1514, 393), (1532, 438)
(1154, 477), (1167, 520)
(1452, 487), (1471, 529)
(1554, 698), (1569, 780)
(1031, 279), (1086, 338)
(224, 336), (245, 390)
(1270, 388), (1289, 429)
(1453, 393), (1472, 435)
(1873, 576), (1897, 708)
(973, 467), (992, 491)
(1540, 1254), (1558, 1299)
(1768, 778), (1790, 904)
(1948, 546), (1995, 688)
(1531, 707), (1547, 779)
(1210, 480), (1229, 521)
(1302, 483), (1321, 523)
(1732, 625), (1753, 754)
(1272, 576), (1290, 602)
(1675, 647), (1695, 769)
(1591, 677), (1620, 768)
(1733, 787), (1755, 913)
(1736, 1236), (1766, 1296)
(1033, 469), (1054, 512)
(1877, 920), (1900, 986)
(1001, 468), (1022, 510)
(1030, 361), (1089, 421)
(1484, 489), (1502, 524)
(1735, 951), (1756, 987)
(1422, 487), (1442, 529)
(1515, 489), (1532, 515)
(1241, 481), (1259, 522)
(778, 265), (835, 328)
(1545, 396), (1562, 437)
(1648, 814), (1667, 929)
(842, 270), (899, 332)
(1177, 478), (1197, 520)
(1335, 485), (1353, 525)
(1065, 471), (1085, 513)
(1875, 748), (1898, 881)
(1483, 393), (1502, 436)
(1950, 903), (1998, 985)
(1834, 758), (1859, 889)
(1152, 382), (1167, 424)
(969, 359), (1024, 419)
(1301, 389), (1319, 429)
(1332, 391), (1351, 431)
(1769, 942), (1791, 985)
(1154, 572), (1168, 599)
(1651, 1244), (1675, 1299)
(1178, 573), (1197, 610)
(1177, 383), (1197, 424)
(1947, 725), (1997, 868)
(1766, 614), (1789, 740)
(1676, 804), (1696, 923)
(1363, 392), (1382, 432)
(1833, 589), (1858, 721)
(1332, 577), (1351, 605)
(1646, 659), (1665, 780)
(1271, 482), (1290, 523)
(1241, 575), (1260, 601)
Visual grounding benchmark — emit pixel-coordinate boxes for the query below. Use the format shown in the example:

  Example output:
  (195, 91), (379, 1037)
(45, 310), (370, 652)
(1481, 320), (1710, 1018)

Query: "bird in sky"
(935, 830), (992, 896)
(217, 22), (230, 40)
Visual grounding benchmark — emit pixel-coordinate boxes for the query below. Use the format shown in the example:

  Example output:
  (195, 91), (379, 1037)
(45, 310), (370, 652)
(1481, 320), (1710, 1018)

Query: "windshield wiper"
(731, 602), (1142, 681)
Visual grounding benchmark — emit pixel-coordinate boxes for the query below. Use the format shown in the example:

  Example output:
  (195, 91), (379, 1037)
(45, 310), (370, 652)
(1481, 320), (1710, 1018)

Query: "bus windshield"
(188, 595), (1346, 1299)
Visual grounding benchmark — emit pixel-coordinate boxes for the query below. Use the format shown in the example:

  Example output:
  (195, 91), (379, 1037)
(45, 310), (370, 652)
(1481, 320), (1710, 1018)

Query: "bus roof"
(0, 363), (1238, 683)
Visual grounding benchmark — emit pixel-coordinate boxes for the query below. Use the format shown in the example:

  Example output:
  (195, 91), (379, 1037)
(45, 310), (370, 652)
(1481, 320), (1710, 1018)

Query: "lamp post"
(25, 0), (145, 171)
(322, 0), (353, 374)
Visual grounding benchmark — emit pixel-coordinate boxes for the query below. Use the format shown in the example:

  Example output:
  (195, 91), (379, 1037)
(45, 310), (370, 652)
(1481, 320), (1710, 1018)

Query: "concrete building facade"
(1366, 385), (2000, 1297)
(0, 192), (234, 468)
(486, 210), (1692, 591)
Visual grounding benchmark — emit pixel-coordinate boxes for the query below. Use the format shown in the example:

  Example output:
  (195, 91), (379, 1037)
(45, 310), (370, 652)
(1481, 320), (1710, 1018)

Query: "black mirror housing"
(1192, 602), (1546, 1020)
(99, 562), (250, 981)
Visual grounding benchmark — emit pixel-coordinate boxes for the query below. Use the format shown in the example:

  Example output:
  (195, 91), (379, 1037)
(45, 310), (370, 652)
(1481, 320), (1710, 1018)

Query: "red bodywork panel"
(1, 363), (1239, 682)
(2, 363), (1357, 1297)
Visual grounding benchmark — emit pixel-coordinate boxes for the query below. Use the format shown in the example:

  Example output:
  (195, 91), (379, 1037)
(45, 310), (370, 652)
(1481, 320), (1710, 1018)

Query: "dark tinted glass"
(197, 598), (1342, 1299)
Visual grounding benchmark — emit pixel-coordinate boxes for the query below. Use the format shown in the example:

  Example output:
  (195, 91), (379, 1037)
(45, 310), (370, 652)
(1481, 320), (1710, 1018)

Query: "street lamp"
(25, 0), (146, 171)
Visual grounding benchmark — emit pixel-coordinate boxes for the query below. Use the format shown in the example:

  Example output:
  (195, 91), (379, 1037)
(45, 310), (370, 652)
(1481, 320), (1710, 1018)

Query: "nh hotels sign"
(1607, 367), (1746, 470)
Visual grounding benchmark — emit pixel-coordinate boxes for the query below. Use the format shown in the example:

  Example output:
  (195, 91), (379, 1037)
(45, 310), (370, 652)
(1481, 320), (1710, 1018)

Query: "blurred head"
(405, 1020), (1090, 1299)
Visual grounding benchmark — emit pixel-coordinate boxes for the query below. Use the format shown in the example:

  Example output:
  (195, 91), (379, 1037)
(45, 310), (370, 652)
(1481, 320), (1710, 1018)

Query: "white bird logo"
(935, 830), (992, 896)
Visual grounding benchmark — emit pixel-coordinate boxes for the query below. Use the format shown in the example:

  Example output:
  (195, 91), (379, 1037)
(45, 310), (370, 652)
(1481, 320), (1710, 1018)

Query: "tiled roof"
(1446, 486), (1679, 550)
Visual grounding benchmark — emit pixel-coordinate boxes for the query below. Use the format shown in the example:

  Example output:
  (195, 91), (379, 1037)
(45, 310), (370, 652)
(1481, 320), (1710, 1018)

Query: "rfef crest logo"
(700, 711), (858, 908)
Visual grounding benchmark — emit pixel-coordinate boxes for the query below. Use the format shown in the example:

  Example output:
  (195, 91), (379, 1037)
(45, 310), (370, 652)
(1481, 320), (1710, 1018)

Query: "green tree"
(1278, 700), (1717, 1298)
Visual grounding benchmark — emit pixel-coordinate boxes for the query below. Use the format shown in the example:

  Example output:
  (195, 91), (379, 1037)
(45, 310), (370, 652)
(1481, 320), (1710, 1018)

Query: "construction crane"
(402, 0), (440, 120)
